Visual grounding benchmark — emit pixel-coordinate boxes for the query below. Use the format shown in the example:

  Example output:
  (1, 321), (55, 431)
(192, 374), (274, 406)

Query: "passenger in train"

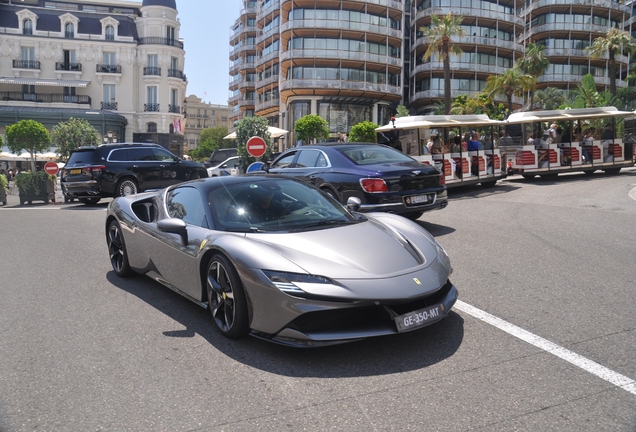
(451, 135), (462, 153)
(467, 131), (482, 151)
(581, 128), (594, 163)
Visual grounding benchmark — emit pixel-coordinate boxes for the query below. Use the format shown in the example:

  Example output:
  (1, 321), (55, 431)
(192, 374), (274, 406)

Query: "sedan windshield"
(209, 178), (358, 232)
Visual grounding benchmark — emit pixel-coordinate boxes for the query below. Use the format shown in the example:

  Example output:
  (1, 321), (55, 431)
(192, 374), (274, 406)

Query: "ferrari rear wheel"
(107, 220), (132, 277)
(206, 254), (249, 339)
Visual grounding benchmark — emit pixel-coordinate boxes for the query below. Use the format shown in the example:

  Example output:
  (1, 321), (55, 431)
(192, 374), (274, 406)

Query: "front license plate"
(406, 194), (429, 205)
(70, 169), (81, 175)
(394, 304), (443, 332)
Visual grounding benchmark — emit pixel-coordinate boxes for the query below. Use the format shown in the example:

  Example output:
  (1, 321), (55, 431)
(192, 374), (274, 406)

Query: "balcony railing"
(143, 66), (161, 76)
(0, 91), (91, 105)
(144, 103), (160, 112)
(56, 62), (82, 71)
(13, 60), (40, 69)
(138, 37), (184, 49)
(96, 64), (121, 73)
(168, 104), (180, 113)
(168, 68), (186, 80)
(65, 31), (74, 38)
(101, 101), (118, 110)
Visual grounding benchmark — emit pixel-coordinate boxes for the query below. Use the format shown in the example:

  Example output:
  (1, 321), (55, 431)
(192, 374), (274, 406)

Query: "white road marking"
(455, 300), (636, 396)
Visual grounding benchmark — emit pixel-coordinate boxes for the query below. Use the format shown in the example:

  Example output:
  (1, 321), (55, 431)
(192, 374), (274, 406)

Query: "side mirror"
(346, 196), (361, 212)
(157, 218), (188, 246)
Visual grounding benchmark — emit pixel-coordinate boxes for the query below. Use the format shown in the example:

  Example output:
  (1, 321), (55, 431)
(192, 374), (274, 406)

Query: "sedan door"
(269, 149), (330, 186)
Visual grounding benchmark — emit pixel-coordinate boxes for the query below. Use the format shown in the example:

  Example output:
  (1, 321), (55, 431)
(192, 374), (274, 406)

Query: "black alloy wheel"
(117, 178), (138, 197)
(107, 220), (132, 277)
(206, 254), (249, 339)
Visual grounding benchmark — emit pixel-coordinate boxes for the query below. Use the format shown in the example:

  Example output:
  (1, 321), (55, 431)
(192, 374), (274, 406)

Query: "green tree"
(420, 13), (466, 115)
(586, 27), (636, 97)
(566, 74), (605, 108)
(235, 116), (272, 168)
(348, 121), (380, 142)
(534, 87), (566, 110)
(51, 117), (99, 162)
(516, 43), (549, 110)
(6, 119), (50, 172)
(484, 68), (536, 115)
(188, 126), (231, 161)
(395, 105), (410, 117)
(293, 114), (329, 146)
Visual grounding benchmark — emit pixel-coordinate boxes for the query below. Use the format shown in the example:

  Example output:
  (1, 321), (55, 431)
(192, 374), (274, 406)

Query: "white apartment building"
(0, 0), (187, 155)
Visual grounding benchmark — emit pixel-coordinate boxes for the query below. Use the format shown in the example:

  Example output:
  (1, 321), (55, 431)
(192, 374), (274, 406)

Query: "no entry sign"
(44, 161), (59, 175)
(246, 136), (267, 158)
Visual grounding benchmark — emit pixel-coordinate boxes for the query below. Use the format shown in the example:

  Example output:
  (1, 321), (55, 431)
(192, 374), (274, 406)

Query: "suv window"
(153, 148), (175, 161)
(129, 148), (156, 161)
(67, 149), (97, 165)
(109, 149), (129, 161)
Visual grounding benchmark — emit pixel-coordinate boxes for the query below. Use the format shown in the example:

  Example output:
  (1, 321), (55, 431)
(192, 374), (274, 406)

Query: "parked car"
(61, 143), (208, 205)
(207, 156), (240, 177)
(105, 175), (457, 347)
(262, 143), (448, 220)
(206, 148), (237, 167)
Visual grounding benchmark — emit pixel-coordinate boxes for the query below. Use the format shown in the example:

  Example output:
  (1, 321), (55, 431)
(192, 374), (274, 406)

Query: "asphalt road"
(1, 170), (635, 431)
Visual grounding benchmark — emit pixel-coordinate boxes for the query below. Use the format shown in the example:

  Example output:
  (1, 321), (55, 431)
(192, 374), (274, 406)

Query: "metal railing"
(96, 64), (121, 73)
(13, 60), (40, 69)
(56, 62), (82, 71)
(138, 37), (184, 49)
(168, 104), (180, 113)
(168, 69), (186, 80)
(101, 102), (118, 110)
(144, 103), (160, 112)
(0, 91), (91, 104)
(143, 66), (161, 76)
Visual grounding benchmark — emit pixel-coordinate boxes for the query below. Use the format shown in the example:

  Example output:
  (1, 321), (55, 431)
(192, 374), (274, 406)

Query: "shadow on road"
(106, 271), (465, 378)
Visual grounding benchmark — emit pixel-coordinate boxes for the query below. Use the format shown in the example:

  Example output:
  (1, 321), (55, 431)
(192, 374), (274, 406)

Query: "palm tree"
(534, 87), (565, 110)
(484, 68), (536, 116)
(419, 13), (466, 115)
(586, 27), (636, 96)
(517, 43), (549, 110)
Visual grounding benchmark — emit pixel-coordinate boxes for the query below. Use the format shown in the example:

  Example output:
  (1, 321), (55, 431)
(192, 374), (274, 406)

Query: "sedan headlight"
(263, 270), (333, 296)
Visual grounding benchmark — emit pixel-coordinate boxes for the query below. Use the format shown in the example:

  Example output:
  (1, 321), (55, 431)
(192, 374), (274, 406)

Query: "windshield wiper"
(289, 219), (358, 232)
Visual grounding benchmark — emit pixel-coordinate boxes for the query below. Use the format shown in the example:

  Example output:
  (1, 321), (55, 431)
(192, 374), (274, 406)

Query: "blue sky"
(178, 1), (241, 105)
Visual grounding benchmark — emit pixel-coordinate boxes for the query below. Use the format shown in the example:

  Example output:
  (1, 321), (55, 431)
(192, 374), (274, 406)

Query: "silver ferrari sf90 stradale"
(105, 175), (458, 347)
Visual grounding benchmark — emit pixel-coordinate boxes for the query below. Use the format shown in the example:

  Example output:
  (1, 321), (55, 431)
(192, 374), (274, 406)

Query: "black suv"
(61, 143), (208, 204)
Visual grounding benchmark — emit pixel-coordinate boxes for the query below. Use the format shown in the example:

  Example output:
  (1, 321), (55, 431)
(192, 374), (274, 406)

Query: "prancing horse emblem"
(413, 278), (422, 285)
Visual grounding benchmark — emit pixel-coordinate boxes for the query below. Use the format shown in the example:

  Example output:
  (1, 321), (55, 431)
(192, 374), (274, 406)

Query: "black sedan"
(263, 143), (447, 220)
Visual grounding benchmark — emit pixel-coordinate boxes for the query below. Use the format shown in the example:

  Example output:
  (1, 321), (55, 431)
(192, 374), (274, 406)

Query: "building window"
(105, 26), (115, 41)
(145, 86), (159, 111)
(102, 84), (116, 110)
(167, 26), (176, 46)
(23, 19), (33, 35)
(148, 122), (157, 133)
(65, 23), (74, 38)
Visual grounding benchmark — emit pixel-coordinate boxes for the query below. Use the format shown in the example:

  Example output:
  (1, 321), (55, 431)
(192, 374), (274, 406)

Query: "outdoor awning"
(0, 77), (90, 87)
(224, 126), (289, 140)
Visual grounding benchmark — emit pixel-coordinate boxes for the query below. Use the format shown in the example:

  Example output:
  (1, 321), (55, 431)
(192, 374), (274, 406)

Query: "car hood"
(245, 214), (443, 279)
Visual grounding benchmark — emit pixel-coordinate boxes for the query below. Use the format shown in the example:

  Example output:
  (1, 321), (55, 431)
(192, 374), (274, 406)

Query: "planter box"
(19, 179), (54, 205)
(0, 187), (6, 206)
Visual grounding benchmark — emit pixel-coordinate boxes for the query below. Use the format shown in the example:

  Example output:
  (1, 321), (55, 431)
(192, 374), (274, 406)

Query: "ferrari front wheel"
(107, 220), (132, 277)
(206, 254), (249, 339)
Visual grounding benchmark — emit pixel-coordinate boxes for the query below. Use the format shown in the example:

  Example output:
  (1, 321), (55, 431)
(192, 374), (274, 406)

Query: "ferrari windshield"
(209, 178), (359, 232)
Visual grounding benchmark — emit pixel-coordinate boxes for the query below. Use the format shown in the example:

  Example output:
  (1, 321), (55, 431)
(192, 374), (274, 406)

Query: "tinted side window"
(296, 150), (325, 168)
(129, 148), (156, 161)
(153, 148), (175, 161)
(271, 152), (296, 168)
(108, 149), (129, 161)
(166, 187), (207, 227)
(67, 150), (97, 165)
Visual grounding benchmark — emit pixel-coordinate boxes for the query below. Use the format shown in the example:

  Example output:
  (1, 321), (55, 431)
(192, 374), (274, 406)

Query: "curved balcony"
(238, 99), (256, 108)
(229, 79), (241, 91)
(256, 98), (280, 113)
(138, 37), (184, 50)
(143, 66), (161, 76)
(412, 35), (524, 54)
(537, 74), (625, 88)
(281, 0), (402, 12)
(280, 79), (401, 96)
(280, 19), (402, 41)
(240, 3), (258, 16)
(239, 80), (256, 90)
(527, 23), (615, 38)
(414, 7), (524, 28)
(257, 27), (280, 46)
(256, 74), (279, 90)
(259, 0), (280, 17)
(411, 89), (523, 106)
(230, 43), (257, 59)
(411, 62), (510, 77)
(229, 62), (243, 74)
(522, 0), (630, 16)
(280, 49), (402, 67)
(229, 94), (241, 104)
(256, 51), (280, 68)
(542, 48), (628, 64)
(228, 110), (241, 121)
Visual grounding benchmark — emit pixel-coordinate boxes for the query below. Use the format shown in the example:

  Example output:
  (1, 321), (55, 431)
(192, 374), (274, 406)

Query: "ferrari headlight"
(262, 270), (332, 295)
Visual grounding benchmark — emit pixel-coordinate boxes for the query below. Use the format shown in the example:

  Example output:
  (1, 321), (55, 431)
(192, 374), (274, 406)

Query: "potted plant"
(0, 173), (7, 206)
(15, 171), (55, 205)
